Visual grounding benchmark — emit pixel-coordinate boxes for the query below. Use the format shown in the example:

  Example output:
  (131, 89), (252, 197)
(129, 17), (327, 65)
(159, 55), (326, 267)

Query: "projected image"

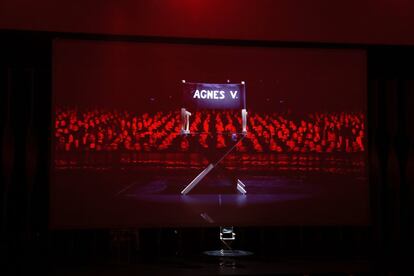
(52, 39), (368, 227)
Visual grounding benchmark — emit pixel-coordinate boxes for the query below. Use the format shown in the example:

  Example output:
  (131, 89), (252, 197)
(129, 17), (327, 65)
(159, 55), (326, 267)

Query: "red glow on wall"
(1, 0), (414, 45)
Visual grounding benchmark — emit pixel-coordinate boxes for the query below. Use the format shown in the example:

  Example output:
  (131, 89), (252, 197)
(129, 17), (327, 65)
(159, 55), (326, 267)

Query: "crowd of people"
(54, 108), (365, 155)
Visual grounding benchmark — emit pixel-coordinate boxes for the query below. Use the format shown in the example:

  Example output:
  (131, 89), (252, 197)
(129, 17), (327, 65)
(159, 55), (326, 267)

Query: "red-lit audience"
(55, 108), (365, 154)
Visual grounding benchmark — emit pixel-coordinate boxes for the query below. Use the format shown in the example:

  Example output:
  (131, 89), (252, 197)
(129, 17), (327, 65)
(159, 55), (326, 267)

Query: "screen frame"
(50, 34), (370, 229)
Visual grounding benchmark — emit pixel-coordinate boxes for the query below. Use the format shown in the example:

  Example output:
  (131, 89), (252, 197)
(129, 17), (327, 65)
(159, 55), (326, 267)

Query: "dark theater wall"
(1, 0), (414, 45)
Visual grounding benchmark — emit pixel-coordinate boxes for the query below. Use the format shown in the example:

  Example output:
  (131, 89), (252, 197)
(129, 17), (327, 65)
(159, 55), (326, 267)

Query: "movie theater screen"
(51, 39), (368, 228)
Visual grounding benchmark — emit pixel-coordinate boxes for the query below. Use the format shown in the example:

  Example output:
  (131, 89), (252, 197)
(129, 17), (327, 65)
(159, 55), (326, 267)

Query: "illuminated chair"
(179, 80), (248, 195)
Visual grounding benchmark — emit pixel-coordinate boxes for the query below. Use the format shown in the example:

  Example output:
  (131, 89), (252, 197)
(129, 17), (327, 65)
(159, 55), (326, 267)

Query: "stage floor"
(51, 164), (369, 227)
